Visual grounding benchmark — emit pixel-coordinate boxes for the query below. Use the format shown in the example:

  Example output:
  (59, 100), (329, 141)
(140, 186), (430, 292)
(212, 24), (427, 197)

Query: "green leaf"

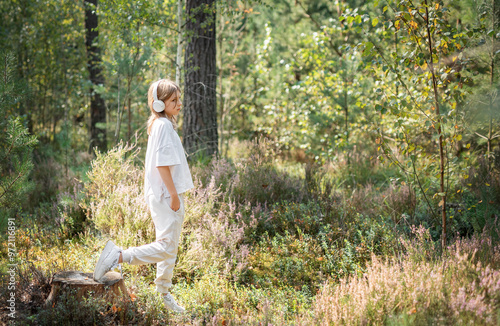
(372, 18), (379, 27)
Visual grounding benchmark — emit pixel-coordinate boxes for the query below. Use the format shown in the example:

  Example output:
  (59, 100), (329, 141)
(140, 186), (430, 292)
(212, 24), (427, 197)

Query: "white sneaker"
(163, 292), (185, 312)
(93, 240), (122, 281)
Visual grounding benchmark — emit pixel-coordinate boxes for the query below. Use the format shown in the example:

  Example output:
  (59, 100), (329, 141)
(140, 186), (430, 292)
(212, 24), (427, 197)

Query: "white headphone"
(152, 80), (165, 112)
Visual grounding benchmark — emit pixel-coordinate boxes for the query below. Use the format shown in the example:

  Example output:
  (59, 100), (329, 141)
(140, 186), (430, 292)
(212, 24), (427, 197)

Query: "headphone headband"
(152, 80), (160, 100)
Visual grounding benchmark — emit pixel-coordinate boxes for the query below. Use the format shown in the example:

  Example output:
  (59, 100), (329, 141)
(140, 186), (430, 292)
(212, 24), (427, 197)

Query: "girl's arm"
(157, 166), (180, 211)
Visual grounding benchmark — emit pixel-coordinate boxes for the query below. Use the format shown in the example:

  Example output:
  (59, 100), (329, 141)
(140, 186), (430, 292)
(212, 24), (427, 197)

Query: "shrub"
(309, 227), (500, 326)
(249, 229), (330, 289)
(82, 142), (154, 247)
(466, 157), (500, 207)
(399, 225), (437, 263)
(193, 137), (306, 207)
(172, 272), (313, 325)
(56, 180), (87, 238)
(380, 183), (416, 224)
(176, 182), (252, 282)
(246, 200), (399, 290)
(450, 158), (500, 239)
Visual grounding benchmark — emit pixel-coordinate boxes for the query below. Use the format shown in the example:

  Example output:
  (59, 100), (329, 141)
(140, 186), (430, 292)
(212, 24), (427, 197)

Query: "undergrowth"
(1, 138), (499, 325)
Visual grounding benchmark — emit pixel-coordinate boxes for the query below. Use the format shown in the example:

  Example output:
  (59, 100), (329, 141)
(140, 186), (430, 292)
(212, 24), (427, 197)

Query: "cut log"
(45, 271), (128, 306)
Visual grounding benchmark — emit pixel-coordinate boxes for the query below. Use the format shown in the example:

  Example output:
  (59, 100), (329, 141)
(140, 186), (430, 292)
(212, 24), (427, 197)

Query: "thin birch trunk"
(176, 0), (183, 85)
(424, 0), (447, 248)
(218, 9), (224, 156)
(115, 76), (121, 141)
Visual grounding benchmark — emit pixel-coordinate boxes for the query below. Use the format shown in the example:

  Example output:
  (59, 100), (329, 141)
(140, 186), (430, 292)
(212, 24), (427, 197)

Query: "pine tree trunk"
(183, 0), (218, 158)
(85, 0), (107, 153)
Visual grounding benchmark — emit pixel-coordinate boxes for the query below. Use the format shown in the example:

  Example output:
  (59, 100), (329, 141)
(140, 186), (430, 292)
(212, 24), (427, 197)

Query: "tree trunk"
(489, 0), (499, 167)
(128, 96), (131, 141)
(183, 0), (218, 158)
(424, 0), (447, 249)
(85, 0), (107, 153)
(218, 9), (224, 157)
(176, 0), (183, 85)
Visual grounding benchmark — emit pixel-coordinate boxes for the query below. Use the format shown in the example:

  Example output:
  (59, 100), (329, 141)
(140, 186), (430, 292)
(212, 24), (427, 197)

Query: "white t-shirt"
(144, 117), (194, 205)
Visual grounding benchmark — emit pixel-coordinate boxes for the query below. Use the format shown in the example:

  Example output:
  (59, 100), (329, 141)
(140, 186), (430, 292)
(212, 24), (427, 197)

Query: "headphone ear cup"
(153, 100), (165, 112)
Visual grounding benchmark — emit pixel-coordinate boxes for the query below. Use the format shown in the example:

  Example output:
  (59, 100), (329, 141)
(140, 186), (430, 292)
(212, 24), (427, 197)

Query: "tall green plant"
(363, 0), (471, 247)
(0, 52), (38, 222)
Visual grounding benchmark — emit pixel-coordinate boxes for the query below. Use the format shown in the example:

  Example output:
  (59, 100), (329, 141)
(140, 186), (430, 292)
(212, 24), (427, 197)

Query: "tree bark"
(183, 0), (218, 158)
(85, 0), (107, 153)
(424, 0), (447, 248)
(176, 0), (183, 85)
(45, 271), (128, 306)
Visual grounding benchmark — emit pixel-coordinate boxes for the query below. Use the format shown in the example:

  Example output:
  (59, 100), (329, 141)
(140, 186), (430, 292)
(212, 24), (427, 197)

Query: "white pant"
(121, 194), (185, 293)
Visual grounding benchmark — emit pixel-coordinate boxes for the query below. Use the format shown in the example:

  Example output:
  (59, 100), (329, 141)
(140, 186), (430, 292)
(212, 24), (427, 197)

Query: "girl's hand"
(157, 166), (181, 212)
(170, 195), (180, 212)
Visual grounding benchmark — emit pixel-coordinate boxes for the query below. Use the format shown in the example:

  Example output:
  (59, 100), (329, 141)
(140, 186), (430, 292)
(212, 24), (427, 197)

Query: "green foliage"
(357, 0), (482, 243)
(174, 273), (313, 323)
(246, 196), (399, 289)
(0, 0), (88, 145)
(3, 138), (500, 324)
(0, 118), (38, 204)
(451, 157), (500, 238)
(34, 290), (109, 325)
(0, 51), (38, 224)
(4, 0), (500, 324)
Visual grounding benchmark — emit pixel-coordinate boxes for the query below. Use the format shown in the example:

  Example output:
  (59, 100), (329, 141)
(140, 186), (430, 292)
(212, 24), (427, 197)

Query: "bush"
(82, 142), (154, 247)
(246, 200), (399, 290)
(176, 195), (251, 282)
(450, 158), (500, 239)
(172, 272), (313, 324)
(193, 137), (306, 207)
(249, 229), (331, 289)
(309, 227), (500, 326)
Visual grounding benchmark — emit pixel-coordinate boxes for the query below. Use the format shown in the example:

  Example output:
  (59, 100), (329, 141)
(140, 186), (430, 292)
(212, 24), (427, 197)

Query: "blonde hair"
(147, 79), (181, 134)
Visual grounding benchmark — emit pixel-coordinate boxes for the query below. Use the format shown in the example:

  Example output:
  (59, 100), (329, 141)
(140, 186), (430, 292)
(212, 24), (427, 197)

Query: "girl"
(93, 78), (194, 313)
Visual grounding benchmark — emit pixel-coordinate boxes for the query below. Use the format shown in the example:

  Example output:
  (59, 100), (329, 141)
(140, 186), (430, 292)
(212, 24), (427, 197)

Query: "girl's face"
(163, 91), (182, 118)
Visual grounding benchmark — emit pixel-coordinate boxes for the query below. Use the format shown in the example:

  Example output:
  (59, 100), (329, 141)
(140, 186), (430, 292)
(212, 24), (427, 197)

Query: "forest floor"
(1, 141), (500, 325)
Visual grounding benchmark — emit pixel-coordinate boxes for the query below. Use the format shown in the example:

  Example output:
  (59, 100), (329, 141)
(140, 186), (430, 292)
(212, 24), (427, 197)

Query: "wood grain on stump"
(45, 271), (127, 306)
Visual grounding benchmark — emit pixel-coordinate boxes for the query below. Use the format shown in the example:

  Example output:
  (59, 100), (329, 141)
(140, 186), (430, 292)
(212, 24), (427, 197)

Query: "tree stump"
(45, 271), (128, 306)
